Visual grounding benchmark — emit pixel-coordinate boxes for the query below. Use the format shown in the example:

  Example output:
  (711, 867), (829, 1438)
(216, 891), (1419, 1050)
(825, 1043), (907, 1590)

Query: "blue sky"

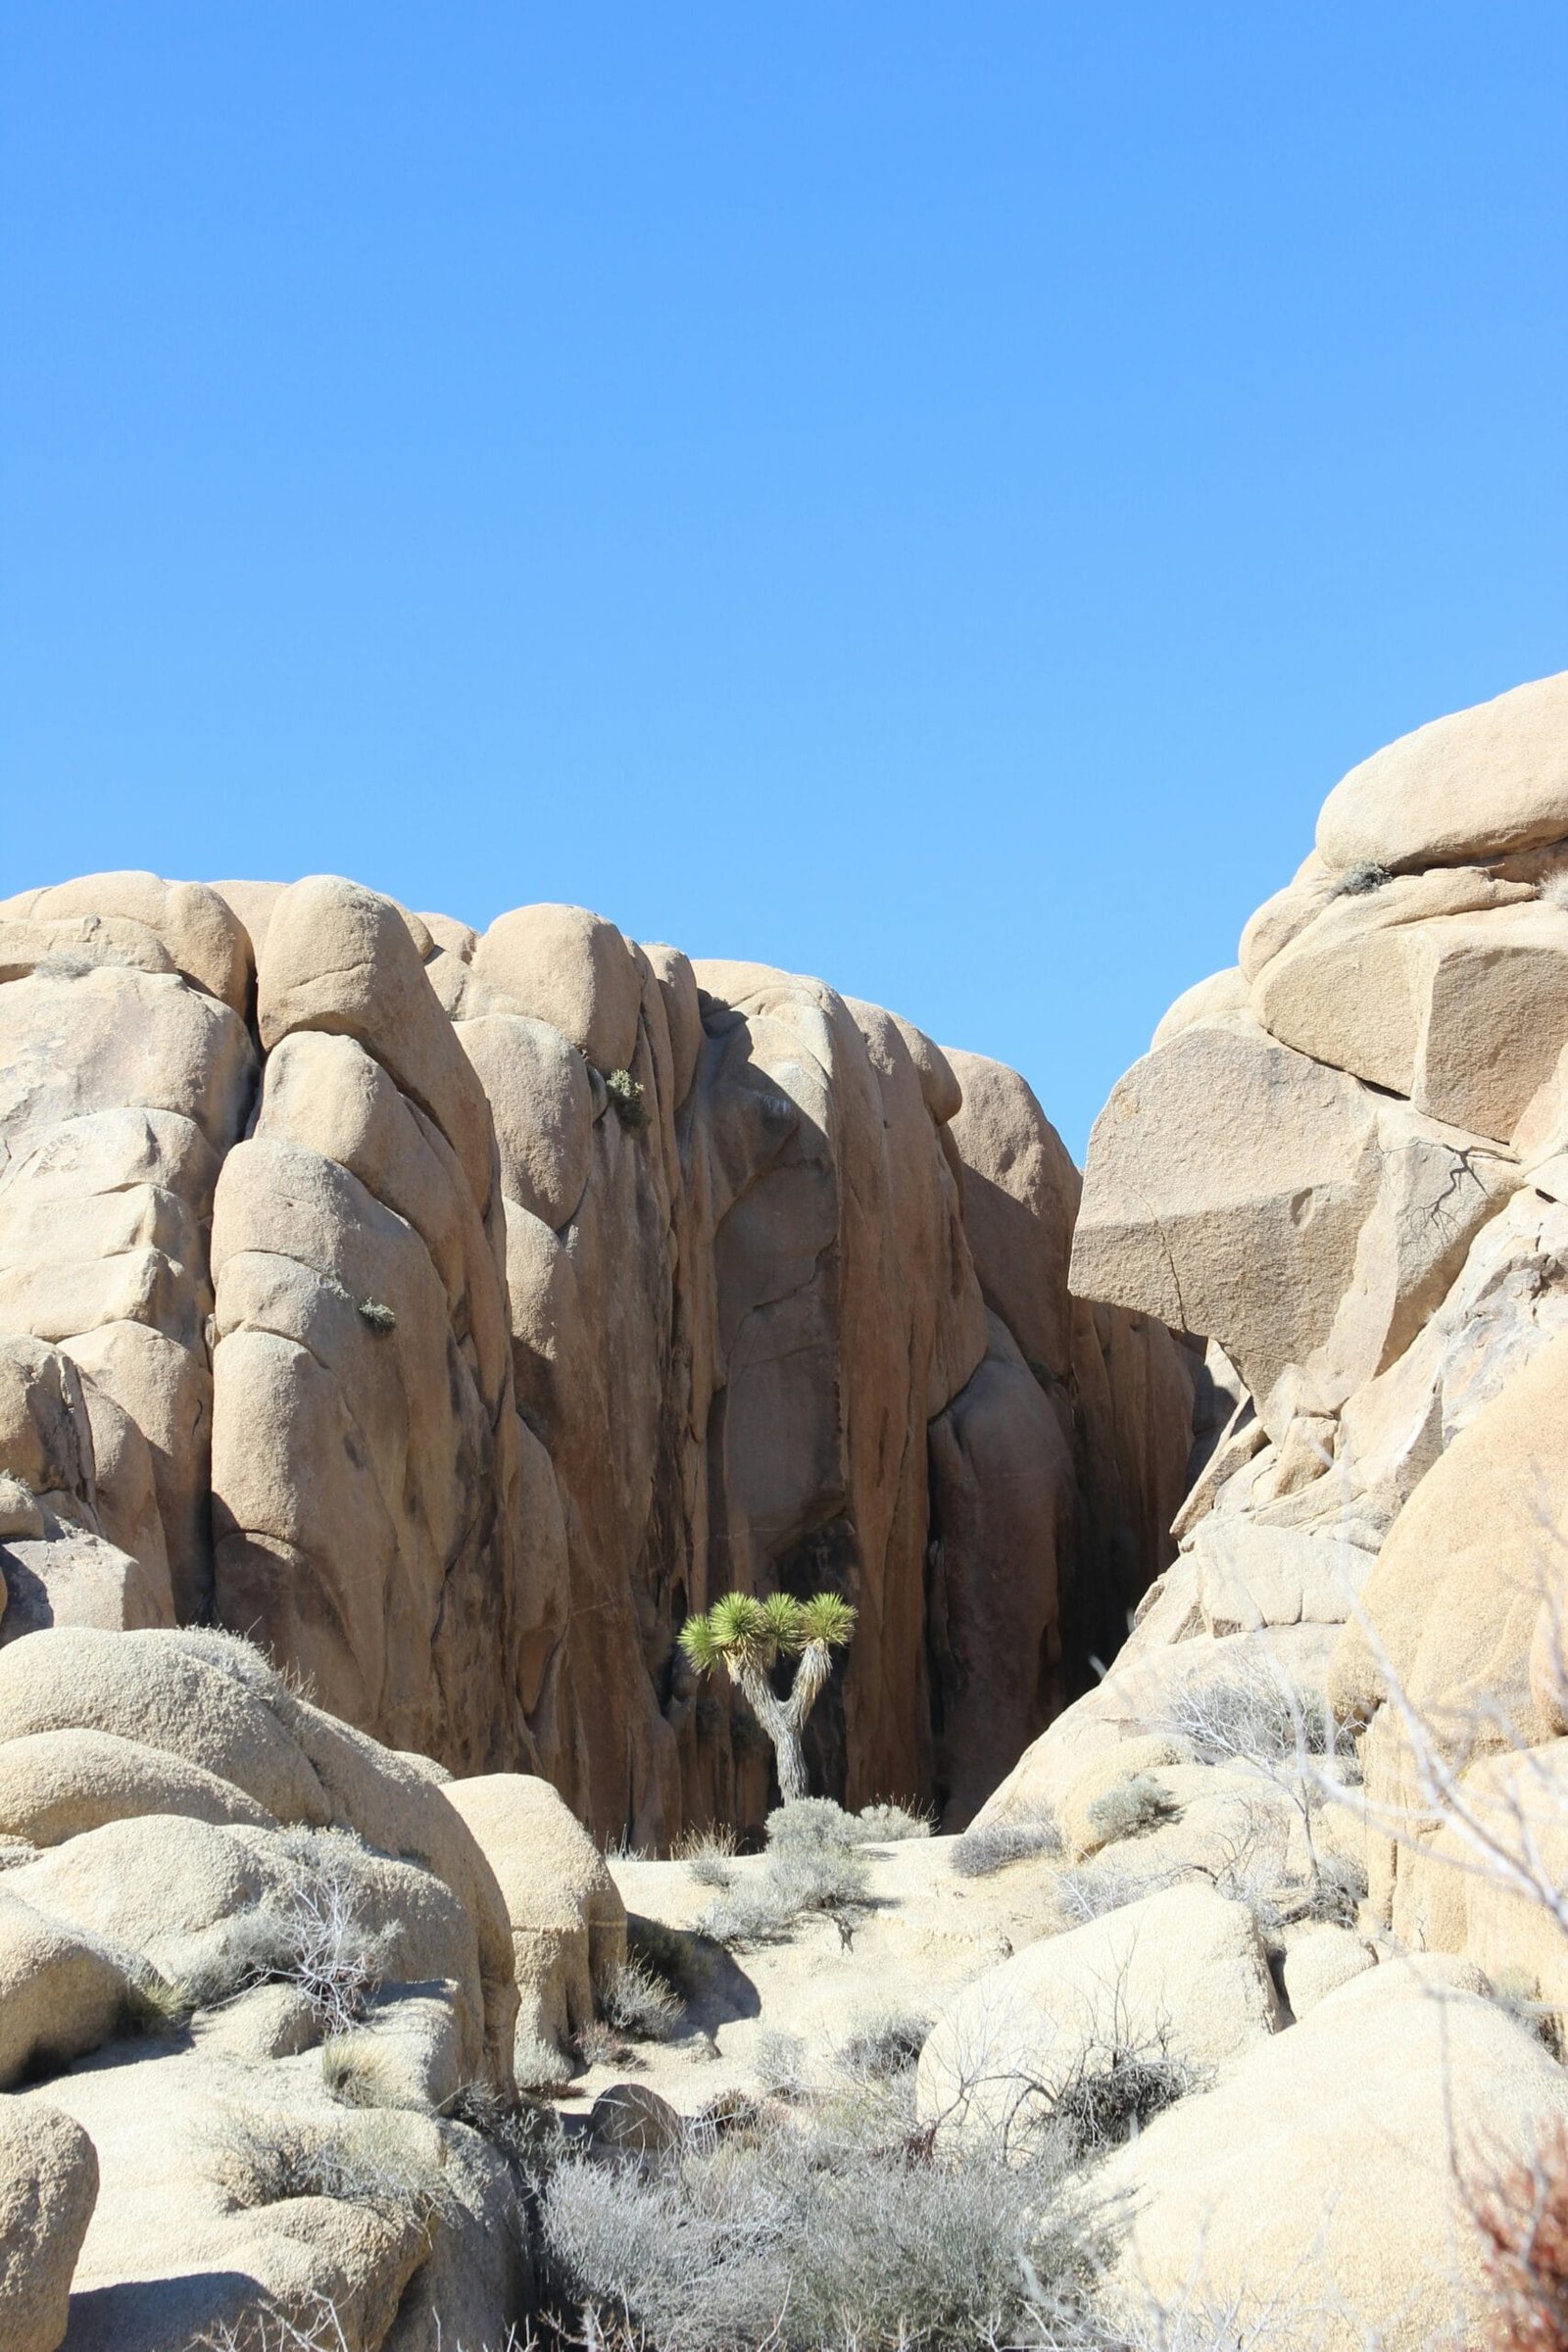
(3, 5), (1565, 1158)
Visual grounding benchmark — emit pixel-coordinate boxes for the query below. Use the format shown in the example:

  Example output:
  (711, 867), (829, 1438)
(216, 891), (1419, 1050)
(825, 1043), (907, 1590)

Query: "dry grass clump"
(856, 1800), (933, 1842)
(950, 1812), (1064, 1880)
(602, 1955), (685, 2044)
(204, 2107), (454, 2234)
(319, 2032), (417, 2111)
(676, 1825), (738, 1888)
(839, 2007), (931, 2082)
(540, 2083), (1109, 2350)
(1086, 1775), (1180, 1846)
(1054, 1856), (1175, 1926)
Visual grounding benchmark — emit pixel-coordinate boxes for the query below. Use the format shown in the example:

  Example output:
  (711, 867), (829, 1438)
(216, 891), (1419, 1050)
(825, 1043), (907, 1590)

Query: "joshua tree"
(679, 1591), (857, 1802)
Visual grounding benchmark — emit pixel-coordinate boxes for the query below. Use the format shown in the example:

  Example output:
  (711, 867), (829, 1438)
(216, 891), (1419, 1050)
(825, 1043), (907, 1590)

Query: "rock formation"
(0, 871), (1198, 1842)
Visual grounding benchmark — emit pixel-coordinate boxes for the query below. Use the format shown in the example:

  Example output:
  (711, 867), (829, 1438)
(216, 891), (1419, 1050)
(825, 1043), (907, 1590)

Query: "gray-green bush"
(204, 2108), (453, 2234)
(950, 1812), (1064, 1880)
(1086, 1774), (1179, 1846)
(541, 2093), (1109, 2350)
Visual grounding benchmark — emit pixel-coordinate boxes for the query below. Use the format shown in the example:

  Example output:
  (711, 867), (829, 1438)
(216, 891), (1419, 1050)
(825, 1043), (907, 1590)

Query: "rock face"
(996, 664), (1568, 2027)
(0, 872), (1197, 1839)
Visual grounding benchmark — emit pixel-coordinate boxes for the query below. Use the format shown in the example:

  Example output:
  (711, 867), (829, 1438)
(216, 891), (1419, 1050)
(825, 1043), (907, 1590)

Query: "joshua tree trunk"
(730, 1651), (830, 1802)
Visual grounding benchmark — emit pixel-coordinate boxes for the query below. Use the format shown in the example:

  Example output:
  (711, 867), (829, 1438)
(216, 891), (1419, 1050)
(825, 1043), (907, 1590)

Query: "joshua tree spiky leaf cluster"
(679, 1590), (857, 1801)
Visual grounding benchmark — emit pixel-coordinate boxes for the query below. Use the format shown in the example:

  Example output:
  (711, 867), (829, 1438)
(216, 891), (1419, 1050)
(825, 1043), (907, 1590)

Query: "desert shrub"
(766, 1795), (931, 1851)
(765, 1796), (861, 1853)
(603, 1955), (684, 2043)
(1152, 1666), (1352, 1774)
(770, 1843), (871, 1911)
(1287, 1849), (1367, 1929)
(1048, 2030), (1196, 2159)
(856, 1800), (933, 1842)
(541, 2091), (1107, 2350)
(189, 2294), (354, 2352)
(1054, 1856), (1174, 1926)
(357, 1297), (397, 1333)
(319, 2032), (416, 2111)
(574, 2018), (623, 2071)
(754, 2026), (809, 2099)
(606, 1068), (649, 1132)
(446, 2077), (565, 2185)
(204, 2107), (453, 2233)
(695, 1877), (795, 1948)
(1086, 1774), (1179, 1847)
(839, 2007), (931, 2081)
(698, 1843), (871, 1950)
(687, 1850), (733, 1890)
(1543, 871), (1568, 915)
(1475, 2122), (1568, 2352)
(1332, 859), (1395, 898)
(951, 1812), (1064, 1880)
(167, 1833), (396, 2030)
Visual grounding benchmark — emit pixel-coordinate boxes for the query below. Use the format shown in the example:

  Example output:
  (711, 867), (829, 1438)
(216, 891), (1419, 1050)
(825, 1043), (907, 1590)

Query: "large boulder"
(0, 1727), (276, 1846)
(1070, 1013), (1515, 1431)
(0, 1629), (518, 2090)
(1316, 668), (1568, 874)
(916, 1882), (1282, 2155)
(0, 1888), (131, 2088)
(443, 1772), (627, 2070)
(0, 2098), (99, 2352)
(1254, 887), (1568, 1144)
(470, 904), (643, 1075)
(1331, 1325), (1568, 1756)
(1100, 1957), (1568, 2351)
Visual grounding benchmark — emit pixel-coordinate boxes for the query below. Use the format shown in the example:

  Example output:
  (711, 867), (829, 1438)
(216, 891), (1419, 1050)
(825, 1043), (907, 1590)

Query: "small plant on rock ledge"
(605, 1066), (649, 1131)
(679, 1590), (857, 1802)
(356, 1298), (397, 1334)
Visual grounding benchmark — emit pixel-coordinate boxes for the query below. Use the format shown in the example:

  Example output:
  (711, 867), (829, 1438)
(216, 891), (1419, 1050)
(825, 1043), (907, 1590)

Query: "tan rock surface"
(915, 1882), (1281, 2154)
(0, 1888), (131, 2089)
(1316, 667), (1568, 873)
(1070, 1013), (1514, 1428)
(444, 1772), (627, 2066)
(3, 872), (251, 1014)
(1255, 890), (1568, 1142)
(471, 903), (642, 1074)
(1100, 1958), (1568, 2351)
(1, 864), (1197, 1847)
(0, 2097), (98, 2352)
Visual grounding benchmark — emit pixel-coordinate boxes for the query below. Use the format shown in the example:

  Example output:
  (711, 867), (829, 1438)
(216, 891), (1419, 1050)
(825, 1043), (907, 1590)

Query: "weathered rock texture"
(0, 1626), (528, 2352)
(0, 872), (1197, 1839)
(988, 666), (1568, 2015)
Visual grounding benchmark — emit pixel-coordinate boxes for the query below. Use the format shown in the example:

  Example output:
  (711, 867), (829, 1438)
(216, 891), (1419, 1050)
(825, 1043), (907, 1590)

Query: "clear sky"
(3, 6), (1565, 1159)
